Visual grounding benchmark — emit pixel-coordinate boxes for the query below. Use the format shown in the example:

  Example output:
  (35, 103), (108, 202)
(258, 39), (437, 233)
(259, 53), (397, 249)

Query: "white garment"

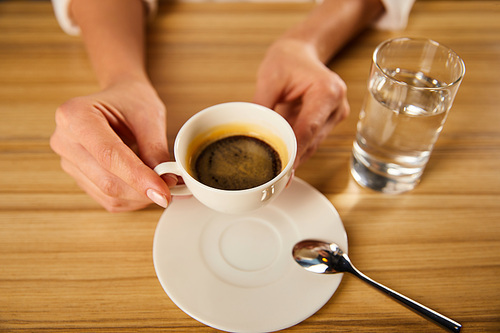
(376, 0), (415, 30)
(51, 0), (414, 36)
(51, 0), (158, 36)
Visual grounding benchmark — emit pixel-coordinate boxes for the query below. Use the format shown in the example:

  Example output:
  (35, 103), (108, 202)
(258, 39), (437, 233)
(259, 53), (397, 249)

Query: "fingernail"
(147, 189), (168, 208)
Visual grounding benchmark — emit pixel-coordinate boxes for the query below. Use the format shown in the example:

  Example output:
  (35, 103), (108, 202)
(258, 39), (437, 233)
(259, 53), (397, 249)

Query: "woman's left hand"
(253, 38), (350, 166)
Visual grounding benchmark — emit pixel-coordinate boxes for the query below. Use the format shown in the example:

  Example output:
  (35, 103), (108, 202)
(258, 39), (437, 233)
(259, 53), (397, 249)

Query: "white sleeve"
(51, 0), (158, 36)
(53, 0), (413, 35)
(374, 0), (415, 31)
(314, 0), (414, 31)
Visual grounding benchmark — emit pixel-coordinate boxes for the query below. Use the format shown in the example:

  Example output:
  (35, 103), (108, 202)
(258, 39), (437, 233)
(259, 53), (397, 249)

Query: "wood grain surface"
(1, 1), (499, 332)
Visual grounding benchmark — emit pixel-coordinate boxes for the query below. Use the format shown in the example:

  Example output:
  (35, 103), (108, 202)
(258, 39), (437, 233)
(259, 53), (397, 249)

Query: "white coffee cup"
(154, 102), (297, 214)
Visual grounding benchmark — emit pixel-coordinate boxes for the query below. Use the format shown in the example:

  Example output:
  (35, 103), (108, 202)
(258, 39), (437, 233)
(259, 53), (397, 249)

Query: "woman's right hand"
(50, 79), (177, 212)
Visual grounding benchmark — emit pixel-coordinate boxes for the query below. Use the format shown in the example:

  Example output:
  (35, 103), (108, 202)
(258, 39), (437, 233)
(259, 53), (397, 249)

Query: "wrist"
(270, 37), (316, 55)
(99, 70), (151, 91)
(280, 23), (327, 63)
(104, 75), (159, 99)
(70, 0), (149, 90)
(101, 76), (166, 121)
(281, 0), (385, 63)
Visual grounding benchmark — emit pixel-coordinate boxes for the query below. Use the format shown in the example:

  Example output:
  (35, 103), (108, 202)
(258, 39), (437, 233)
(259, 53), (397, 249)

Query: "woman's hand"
(50, 79), (177, 212)
(253, 38), (350, 166)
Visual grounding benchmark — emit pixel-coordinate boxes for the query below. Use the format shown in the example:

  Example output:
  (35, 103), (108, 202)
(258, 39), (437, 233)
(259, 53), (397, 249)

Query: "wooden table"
(1, 1), (499, 332)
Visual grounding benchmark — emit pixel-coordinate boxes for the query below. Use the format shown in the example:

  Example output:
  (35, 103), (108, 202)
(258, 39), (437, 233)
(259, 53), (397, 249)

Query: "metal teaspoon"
(292, 240), (462, 332)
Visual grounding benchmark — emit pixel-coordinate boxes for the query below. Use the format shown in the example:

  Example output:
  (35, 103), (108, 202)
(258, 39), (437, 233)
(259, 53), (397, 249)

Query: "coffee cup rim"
(174, 102), (297, 193)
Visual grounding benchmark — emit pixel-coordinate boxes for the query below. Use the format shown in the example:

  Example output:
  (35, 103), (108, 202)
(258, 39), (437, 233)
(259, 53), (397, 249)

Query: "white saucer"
(153, 178), (347, 332)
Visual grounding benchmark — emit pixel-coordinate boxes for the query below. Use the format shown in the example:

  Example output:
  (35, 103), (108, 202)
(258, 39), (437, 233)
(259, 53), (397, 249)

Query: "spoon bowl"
(293, 240), (461, 332)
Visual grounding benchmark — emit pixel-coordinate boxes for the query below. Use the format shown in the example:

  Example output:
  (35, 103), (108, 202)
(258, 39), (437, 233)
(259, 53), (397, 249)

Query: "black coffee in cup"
(192, 135), (282, 190)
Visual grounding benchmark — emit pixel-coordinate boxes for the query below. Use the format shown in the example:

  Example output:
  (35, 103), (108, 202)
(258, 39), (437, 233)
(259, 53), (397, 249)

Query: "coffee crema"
(191, 135), (282, 190)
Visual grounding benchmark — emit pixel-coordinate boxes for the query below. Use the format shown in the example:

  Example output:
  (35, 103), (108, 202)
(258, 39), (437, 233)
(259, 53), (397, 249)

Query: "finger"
(125, 104), (178, 188)
(293, 80), (348, 163)
(252, 71), (282, 110)
(329, 93), (350, 127)
(52, 129), (152, 209)
(61, 158), (151, 212)
(274, 100), (302, 126)
(309, 96), (350, 148)
(55, 100), (171, 208)
(56, 139), (148, 203)
(300, 97), (350, 166)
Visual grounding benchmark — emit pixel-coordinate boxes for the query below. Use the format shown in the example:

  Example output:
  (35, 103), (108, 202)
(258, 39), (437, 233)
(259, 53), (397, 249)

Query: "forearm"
(281, 0), (384, 63)
(70, 0), (149, 88)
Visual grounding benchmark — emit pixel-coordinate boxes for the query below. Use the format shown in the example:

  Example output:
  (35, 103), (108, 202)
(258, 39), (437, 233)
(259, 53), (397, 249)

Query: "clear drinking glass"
(351, 37), (465, 194)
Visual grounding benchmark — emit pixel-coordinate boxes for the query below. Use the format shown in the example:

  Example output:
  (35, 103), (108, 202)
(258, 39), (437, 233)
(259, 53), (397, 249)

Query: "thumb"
(131, 111), (178, 188)
(252, 76), (281, 110)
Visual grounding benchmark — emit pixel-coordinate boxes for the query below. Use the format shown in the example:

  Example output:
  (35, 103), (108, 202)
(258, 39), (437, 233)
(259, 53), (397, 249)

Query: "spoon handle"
(346, 260), (461, 332)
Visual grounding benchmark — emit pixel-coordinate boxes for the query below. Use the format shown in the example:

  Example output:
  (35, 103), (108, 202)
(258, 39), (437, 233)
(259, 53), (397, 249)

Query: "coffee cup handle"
(154, 162), (192, 196)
